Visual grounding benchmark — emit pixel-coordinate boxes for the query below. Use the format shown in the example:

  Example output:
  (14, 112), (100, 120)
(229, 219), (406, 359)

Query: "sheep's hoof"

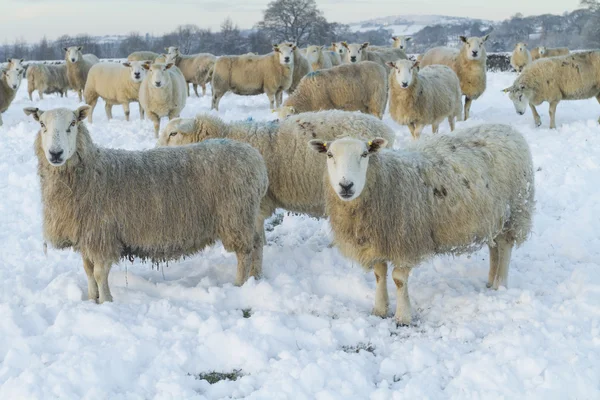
(371, 307), (388, 318)
(486, 282), (492, 289)
(394, 314), (412, 327)
(535, 120), (542, 127)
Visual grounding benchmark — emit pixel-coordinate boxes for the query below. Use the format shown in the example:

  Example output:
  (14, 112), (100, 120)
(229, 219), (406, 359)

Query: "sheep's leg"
(487, 243), (499, 289)
(275, 90), (284, 108)
(187, 83), (190, 97)
(464, 97), (473, 120)
(38, 90), (44, 100)
(548, 101), (558, 129)
(0, 113), (3, 126)
(234, 250), (252, 286)
(28, 90), (33, 101)
(392, 266), (412, 325)
(138, 103), (145, 120)
(83, 257), (99, 302)
(148, 112), (160, 138)
(492, 234), (514, 290)
(408, 123), (417, 139)
(93, 262), (113, 303)
(122, 103), (130, 122)
(448, 115), (456, 131)
(432, 123), (440, 134)
(87, 97), (98, 123)
(193, 83), (199, 97)
(201, 83), (206, 96)
(266, 92), (276, 109)
(372, 262), (389, 317)
(413, 124), (425, 139)
(596, 94), (600, 124)
(249, 216), (266, 279)
(211, 92), (222, 111)
(105, 103), (113, 120)
(77, 90), (83, 102)
(168, 109), (180, 120)
(529, 103), (542, 127)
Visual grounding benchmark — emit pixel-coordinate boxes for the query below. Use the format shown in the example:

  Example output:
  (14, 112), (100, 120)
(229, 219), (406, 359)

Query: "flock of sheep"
(0, 32), (590, 324)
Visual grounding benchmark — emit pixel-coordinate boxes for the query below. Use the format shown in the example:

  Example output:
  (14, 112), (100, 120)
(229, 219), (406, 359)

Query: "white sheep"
(0, 59), (24, 126)
(510, 42), (531, 73)
(387, 60), (462, 139)
(331, 42), (347, 62)
(309, 124), (535, 324)
(26, 63), (70, 100)
(63, 46), (100, 102)
(341, 42), (388, 68)
(127, 51), (160, 62)
(84, 61), (149, 123)
(537, 46), (570, 58)
(305, 45), (333, 71)
(369, 36), (412, 52)
(164, 47), (216, 97)
(287, 44), (312, 94)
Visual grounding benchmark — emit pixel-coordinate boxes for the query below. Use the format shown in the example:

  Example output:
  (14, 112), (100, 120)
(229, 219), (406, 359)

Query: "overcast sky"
(0, 0), (581, 43)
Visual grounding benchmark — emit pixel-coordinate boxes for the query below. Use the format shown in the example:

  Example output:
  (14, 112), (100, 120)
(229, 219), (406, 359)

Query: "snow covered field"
(1, 71), (599, 399)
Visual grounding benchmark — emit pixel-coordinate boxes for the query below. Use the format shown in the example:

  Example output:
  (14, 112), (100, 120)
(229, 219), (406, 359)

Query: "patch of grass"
(341, 342), (375, 354)
(242, 308), (252, 318)
(190, 369), (244, 384)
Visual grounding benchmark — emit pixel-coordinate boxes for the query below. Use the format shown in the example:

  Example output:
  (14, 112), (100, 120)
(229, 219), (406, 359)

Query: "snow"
(348, 14), (495, 35)
(1, 71), (600, 399)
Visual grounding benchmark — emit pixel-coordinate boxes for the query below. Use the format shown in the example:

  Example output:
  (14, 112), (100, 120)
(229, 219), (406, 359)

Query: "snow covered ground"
(1, 71), (599, 399)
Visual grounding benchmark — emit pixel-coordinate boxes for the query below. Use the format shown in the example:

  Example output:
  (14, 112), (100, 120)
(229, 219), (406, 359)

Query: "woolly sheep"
(341, 42), (388, 68)
(287, 44), (312, 94)
(127, 51), (160, 62)
(278, 62), (388, 120)
(530, 47), (544, 61)
(419, 34), (490, 120)
(24, 105), (268, 303)
(211, 43), (295, 111)
(139, 62), (187, 137)
(26, 63), (70, 100)
(0, 59), (24, 126)
(388, 60), (462, 139)
(326, 50), (342, 66)
(305, 45), (333, 71)
(63, 46), (99, 102)
(503, 51), (600, 129)
(369, 36), (412, 52)
(164, 48), (216, 97)
(510, 42), (531, 73)
(331, 42), (347, 61)
(537, 46), (570, 58)
(84, 61), (149, 123)
(309, 124), (534, 324)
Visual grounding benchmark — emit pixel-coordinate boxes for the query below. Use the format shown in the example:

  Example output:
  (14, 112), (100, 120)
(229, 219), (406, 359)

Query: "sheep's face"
(332, 42), (347, 58)
(305, 46), (323, 64)
(144, 63), (174, 89)
(165, 53), (177, 64)
(123, 61), (148, 83)
(24, 106), (90, 167)
(64, 46), (83, 63)
(343, 43), (369, 63)
(538, 46), (546, 56)
(392, 36), (411, 51)
(276, 106), (296, 119)
(157, 117), (198, 147)
(515, 42), (527, 53)
(460, 35), (489, 61)
(3, 63), (24, 91)
(503, 84), (529, 115)
(274, 43), (295, 66)
(389, 60), (419, 89)
(309, 137), (387, 202)
(165, 46), (179, 56)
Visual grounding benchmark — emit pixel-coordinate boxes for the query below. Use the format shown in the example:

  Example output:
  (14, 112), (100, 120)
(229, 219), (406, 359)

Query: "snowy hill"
(348, 14), (495, 35)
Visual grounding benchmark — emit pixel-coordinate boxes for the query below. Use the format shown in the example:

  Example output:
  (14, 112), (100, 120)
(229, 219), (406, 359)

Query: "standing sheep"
(127, 51), (160, 62)
(387, 60), (462, 139)
(309, 124), (535, 324)
(503, 51), (600, 129)
(341, 42), (388, 68)
(277, 61), (388, 120)
(0, 59), (24, 126)
(286, 44), (312, 94)
(305, 45), (333, 71)
(26, 63), (70, 100)
(369, 36), (412, 52)
(84, 61), (149, 123)
(326, 50), (342, 66)
(211, 43), (295, 111)
(139, 62), (187, 137)
(165, 48), (216, 97)
(64, 46), (99, 102)
(24, 105), (268, 303)
(510, 42), (532, 73)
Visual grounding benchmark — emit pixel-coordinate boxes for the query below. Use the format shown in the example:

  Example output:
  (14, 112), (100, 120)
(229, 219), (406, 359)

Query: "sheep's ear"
(273, 44), (280, 52)
(331, 42), (336, 47)
(482, 34), (490, 42)
(459, 36), (468, 43)
(386, 61), (396, 69)
(63, 47), (68, 52)
(502, 86), (513, 93)
(519, 84), (526, 90)
(19, 58), (24, 63)
(309, 139), (330, 154)
(23, 107), (44, 122)
(367, 138), (387, 153)
(6, 58), (11, 63)
(391, 36), (398, 41)
(122, 62), (131, 67)
(361, 42), (370, 49)
(74, 105), (91, 122)
(341, 42), (349, 49)
(77, 46), (82, 51)
(412, 60), (420, 70)
(292, 44), (297, 50)
(142, 63), (151, 70)
(164, 47), (169, 52)
(406, 37), (412, 41)
(165, 63), (174, 69)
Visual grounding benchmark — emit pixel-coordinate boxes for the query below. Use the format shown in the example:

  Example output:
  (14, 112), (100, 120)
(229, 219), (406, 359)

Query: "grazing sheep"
(277, 61), (388, 120)
(369, 36), (412, 52)
(127, 51), (160, 62)
(419, 34), (490, 120)
(331, 42), (348, 62)
(139, 62), (187, 137)
(25, 105), (268, 303)
(510, 42), (532, 73)
(84, 61), (149, 123)
(503, 51), (600, 129)
(0, 59), (24, 126)
(26, 63), (70, 100)
(309, 124), (535, 324)
(306, 45), (333, 71)
(287, 44), (312, 94)
(537, 46), (570, 58)
(157, 111), (394, 245)
(211, 43), (295, 111)
(164, 48), (216, 97)
(388, 60), (462, 139)
(64, 46), (99, 102)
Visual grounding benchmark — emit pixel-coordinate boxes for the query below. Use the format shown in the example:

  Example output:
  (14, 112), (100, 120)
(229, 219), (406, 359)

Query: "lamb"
(387, 60), (462, 139)
(537, 46), (570, 58)
(419, 34), (490, 120)
(277, 61), (388, 120)
(510, 42), (532, 73)
(157, 111), (395, 246)
(24, 105), (268, 303)
(211, 43), (295, 111)
(305, 45), (333, 71)
(369, 36), (412, 52)
(26, 63), (70, 100)
(139, 62), (187, 137)
(84, 61), (149, 123)
(309, 124), (535, 324)
(286, 44), (312, 94)
(503, 51), (600, 129)
(0, 59), (24, 126)
(164, 48), (217, 97)
(63, 46), (99, 102)
(127, 51), (160, 62)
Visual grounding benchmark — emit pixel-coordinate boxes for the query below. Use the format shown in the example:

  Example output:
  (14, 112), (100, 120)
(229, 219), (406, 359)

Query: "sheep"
(63, 46), (99, 102)
(26, 63), (70, 100)
(211, 43), (295, 111)
(84, 61), (149, 123)
(369, 36), (412, 52)
(0, 59), (24, 126)
(164, 47), (217, 97)
(305, 45), (333, 71)
(510, 42), (532, 73)
(537, 46), (570, 58)
(341, 42), (388, 68)
(277, 61), (388, 120)
(24, 105), (268, 303)
(503, 51), (600, 129)
(387, 60), (462, 139)
(139, 62), (187, 137)
(530, 47), (544, 61)
(309, 124), (535, 324)
(157, 111), (395, 248)
(286, 44), (312, 94)
(419, 34), (490, 120)
(331, 42), (347, 62)
(127, 51), (160, 62)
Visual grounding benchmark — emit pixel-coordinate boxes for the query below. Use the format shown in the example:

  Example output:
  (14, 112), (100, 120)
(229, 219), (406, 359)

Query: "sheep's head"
(392, 36), (411, 50)
(165, 46), (179, 56)
(538, 46), (546, 56)
(502, 83), (529, 115)
(306, 45), (323, 64)
(3, 60), (24, 90)
(64, 46), (83, 63)
(309, 137), (387, 201)
(143, 62), (174, 89)
(158, 114), (226, 147)
(122, 61), (149, 83)
(24, 106), (90, 167)
(276, 106), (296, 119)
(514, 42), (527, 53)
(273, 43), (295, 66)
(459, 34), (489, 61)
(343, 42), (369, 63)
(388, 59), (419, 89)
(332, 42), (347, 58)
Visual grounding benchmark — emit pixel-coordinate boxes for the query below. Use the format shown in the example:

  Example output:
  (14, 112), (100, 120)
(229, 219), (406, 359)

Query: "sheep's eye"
(326, 152), (333, 158)
(361, 151), (369, 158)
(70, 121), (76, 127)
(169, 132), (177, 137)
(40, 122), (45, 128)
(519, 95), (523, 101)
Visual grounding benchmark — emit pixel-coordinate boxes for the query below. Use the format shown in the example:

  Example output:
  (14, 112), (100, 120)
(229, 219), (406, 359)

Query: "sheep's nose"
(472, 51), (478, 57)
(339, 182), (354, 191)
(350, 56), (356, 62)
(155, 81), (161, 87)
(518, 111), (524, 115)
(49, 150), (64, 163)
(284, 57), (290, 62)
(12, 85), (17, 89)
(134, 72), (141, 78)
(71, 58), (76, 62)
(401, 82), (408, 88)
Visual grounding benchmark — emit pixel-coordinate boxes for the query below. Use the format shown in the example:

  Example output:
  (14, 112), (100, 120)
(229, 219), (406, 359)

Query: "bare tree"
(257, 0), (322, 46)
